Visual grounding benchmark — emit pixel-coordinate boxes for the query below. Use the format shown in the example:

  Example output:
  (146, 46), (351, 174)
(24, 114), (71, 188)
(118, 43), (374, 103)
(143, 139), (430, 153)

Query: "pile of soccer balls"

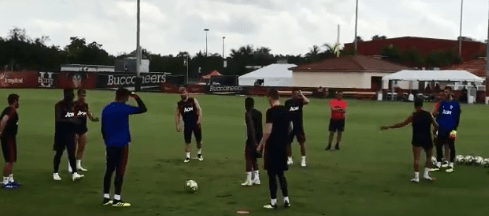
(431, 155), (489, 167)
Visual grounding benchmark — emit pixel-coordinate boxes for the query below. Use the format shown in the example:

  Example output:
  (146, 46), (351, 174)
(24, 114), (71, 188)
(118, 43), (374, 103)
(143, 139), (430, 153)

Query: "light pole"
(136, 0), (141, 91)
(459, 0), (464, 57)
(354, 0), (358, 53)
(204, 29), (209, 57)
(222, 36), (225, 58)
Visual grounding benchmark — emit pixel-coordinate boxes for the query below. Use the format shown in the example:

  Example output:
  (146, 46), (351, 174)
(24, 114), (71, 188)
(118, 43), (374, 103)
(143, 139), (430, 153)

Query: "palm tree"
(306, 45), (321, 60)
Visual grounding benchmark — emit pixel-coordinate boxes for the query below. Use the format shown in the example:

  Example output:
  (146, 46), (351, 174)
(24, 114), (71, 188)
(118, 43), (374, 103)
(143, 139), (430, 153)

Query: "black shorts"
(53, 133), (75, 151)
(75, 126), (88, 135)
(105, 145), (129, 177)
(184, 123), (202, 144)
(1, 136), (17, 163)
(435, 133), (453, 146)
(245, 139), (261, 159)
(329, 119), (345, 132)
(264, 146), (288, 172)
(288, 127), (306, 143)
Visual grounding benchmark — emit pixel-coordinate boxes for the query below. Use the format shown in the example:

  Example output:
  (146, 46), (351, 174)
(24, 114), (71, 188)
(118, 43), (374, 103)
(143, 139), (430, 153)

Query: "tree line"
(0, 28), (473, 77)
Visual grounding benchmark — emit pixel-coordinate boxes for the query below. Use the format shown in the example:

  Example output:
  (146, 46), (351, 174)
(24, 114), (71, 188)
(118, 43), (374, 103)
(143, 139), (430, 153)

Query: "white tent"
(382, 70), (484, 82)
(381, 70), (484, 103)
(239, 64), (296, 86)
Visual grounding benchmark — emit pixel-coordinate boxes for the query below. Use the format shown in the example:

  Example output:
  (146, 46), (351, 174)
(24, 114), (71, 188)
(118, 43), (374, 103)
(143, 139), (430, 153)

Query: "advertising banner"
(0, 71), (38, 88)
(96, 72), (169, 89)
(56, 72), (97, 89)
(38, 72), (58, 88)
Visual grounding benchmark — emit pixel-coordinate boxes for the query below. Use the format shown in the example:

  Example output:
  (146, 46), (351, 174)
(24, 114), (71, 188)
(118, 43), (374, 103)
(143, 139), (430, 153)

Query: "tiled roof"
(291, 55), (410, 73)
(447, 58), (487, 77)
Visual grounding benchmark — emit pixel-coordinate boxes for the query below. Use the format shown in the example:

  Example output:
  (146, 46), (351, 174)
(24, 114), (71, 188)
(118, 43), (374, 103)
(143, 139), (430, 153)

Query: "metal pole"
(204, 29), (209, 57)
(136, 0), (141, 91)
(337, 24), (340, 44)
(354, 0), (358, 53)
(486, 5), (489, 104)
(222, 36), (225, 58)
(186, 55), (189, 85)
(459, 0), (464, 57)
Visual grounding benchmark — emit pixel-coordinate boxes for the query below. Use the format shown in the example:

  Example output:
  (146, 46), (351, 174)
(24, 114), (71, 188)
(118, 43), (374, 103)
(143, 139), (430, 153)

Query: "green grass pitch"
(1, 89), (489, 216)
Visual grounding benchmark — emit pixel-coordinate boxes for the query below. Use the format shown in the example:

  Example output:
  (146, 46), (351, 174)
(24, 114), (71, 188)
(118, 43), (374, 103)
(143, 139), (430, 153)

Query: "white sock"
(284, 197), (290, 203)
(104, 194), (110, 199)
(414, 172), (420, 180)
(186, 152), (190, 158)
(288, 157), (292, 161)
(253, 170), (260, 180)
(114, 194), (121, 201)
(246, 172), (252, 182)
(449, 162), (454, 167)
(271, 199), (277, 205)
(301, 156), (306, 161)
(424, 168), (430, 177)
(436, 162), (441, 167)
(3, 177), (8, 185)
(8, 174), (13, 182)
(197, 149), (202, 155)
(77, 160), (82, 168)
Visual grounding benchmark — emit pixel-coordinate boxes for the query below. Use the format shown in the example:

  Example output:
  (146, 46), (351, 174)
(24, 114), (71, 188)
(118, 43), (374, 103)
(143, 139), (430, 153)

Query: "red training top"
(330, 99), (347, 119)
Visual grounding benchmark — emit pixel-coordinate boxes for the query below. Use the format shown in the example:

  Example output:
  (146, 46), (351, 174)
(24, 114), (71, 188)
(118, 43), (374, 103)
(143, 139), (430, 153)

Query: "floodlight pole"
(459, 0), (464, 57)
(135, 0), (141, 92)
(354, 0), (358, 53)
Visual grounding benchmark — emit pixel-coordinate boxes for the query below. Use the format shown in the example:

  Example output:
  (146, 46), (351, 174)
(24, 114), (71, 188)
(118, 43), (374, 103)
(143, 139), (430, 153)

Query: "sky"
(0, 0), (488, 56)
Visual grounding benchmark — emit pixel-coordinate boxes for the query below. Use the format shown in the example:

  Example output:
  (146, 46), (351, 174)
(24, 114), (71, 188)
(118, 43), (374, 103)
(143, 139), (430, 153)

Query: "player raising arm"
(175, 87), (203, 163)
(101, 87), (147, 207)
(381, 98), (439, 183)
(0, 94), (20, 189)
(285, 88), (309, 167)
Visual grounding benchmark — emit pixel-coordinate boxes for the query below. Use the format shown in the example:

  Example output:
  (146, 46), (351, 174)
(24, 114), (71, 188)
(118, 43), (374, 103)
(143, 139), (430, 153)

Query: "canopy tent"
(201, 70), (222, 80)
(382, 70), (484, 82)
(238, 64), (296, 87)
(380, 70), (484, 103)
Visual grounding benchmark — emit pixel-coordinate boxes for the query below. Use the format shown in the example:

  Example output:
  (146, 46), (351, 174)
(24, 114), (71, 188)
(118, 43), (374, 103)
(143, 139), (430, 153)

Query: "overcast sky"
(0, 0), (488, 56)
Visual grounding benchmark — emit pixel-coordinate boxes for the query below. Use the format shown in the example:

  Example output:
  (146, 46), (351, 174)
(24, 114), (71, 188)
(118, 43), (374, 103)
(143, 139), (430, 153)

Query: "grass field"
(1, 88), (489, 216)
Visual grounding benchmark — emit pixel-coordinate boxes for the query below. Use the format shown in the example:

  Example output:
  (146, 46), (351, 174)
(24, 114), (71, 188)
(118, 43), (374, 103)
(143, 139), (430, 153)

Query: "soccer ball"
(483, 159), (489, 168)
(474, 156), (484, 165)
(449, 130), (457, 140)
(431, 156), (437, 166)
(455, 155), (464, 164)
(464, 155), (474, 165)
(185, 180), (198, 193)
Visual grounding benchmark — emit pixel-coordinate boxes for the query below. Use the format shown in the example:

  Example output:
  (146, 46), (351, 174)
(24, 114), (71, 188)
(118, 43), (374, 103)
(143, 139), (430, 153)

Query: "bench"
(343, 91), (377, 100)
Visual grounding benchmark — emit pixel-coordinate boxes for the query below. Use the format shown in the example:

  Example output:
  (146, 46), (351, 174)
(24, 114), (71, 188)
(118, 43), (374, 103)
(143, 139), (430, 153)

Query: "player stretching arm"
(381, 98), (439, 183)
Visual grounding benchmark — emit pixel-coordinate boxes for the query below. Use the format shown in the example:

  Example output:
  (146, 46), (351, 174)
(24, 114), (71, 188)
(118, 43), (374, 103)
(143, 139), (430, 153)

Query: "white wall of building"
(292, 71), (419, 89)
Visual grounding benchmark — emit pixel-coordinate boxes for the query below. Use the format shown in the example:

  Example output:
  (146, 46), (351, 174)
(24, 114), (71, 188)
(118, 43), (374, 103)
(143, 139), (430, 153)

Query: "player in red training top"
(326, 91), (347, 151)
(284, 88), (309, 167)
(0, 94), (20, 189)
(68, 89), (99, 173)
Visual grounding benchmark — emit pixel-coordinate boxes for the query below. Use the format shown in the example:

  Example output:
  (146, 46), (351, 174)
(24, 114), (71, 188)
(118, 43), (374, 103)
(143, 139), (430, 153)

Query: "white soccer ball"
(455, 155), (464, 164)
(464, 155), (474, 165)
(431, 156), (437, 166)
(484, 159), (489, 168)
(186, 180), (198, 193)
(474, 156), (484, 165)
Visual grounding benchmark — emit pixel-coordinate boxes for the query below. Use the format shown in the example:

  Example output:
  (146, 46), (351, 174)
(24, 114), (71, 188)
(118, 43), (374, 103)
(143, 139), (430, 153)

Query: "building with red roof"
(343, 36), (486, 62)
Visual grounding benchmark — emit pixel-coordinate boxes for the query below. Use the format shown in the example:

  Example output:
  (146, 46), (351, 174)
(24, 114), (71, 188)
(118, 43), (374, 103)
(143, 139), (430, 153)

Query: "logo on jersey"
(289, 106), (299, 112)
(77, 111), (87, 117)
(184, 107), (194, 113)
(65, 112), (75, 118)
(442, 110), (452, 115)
